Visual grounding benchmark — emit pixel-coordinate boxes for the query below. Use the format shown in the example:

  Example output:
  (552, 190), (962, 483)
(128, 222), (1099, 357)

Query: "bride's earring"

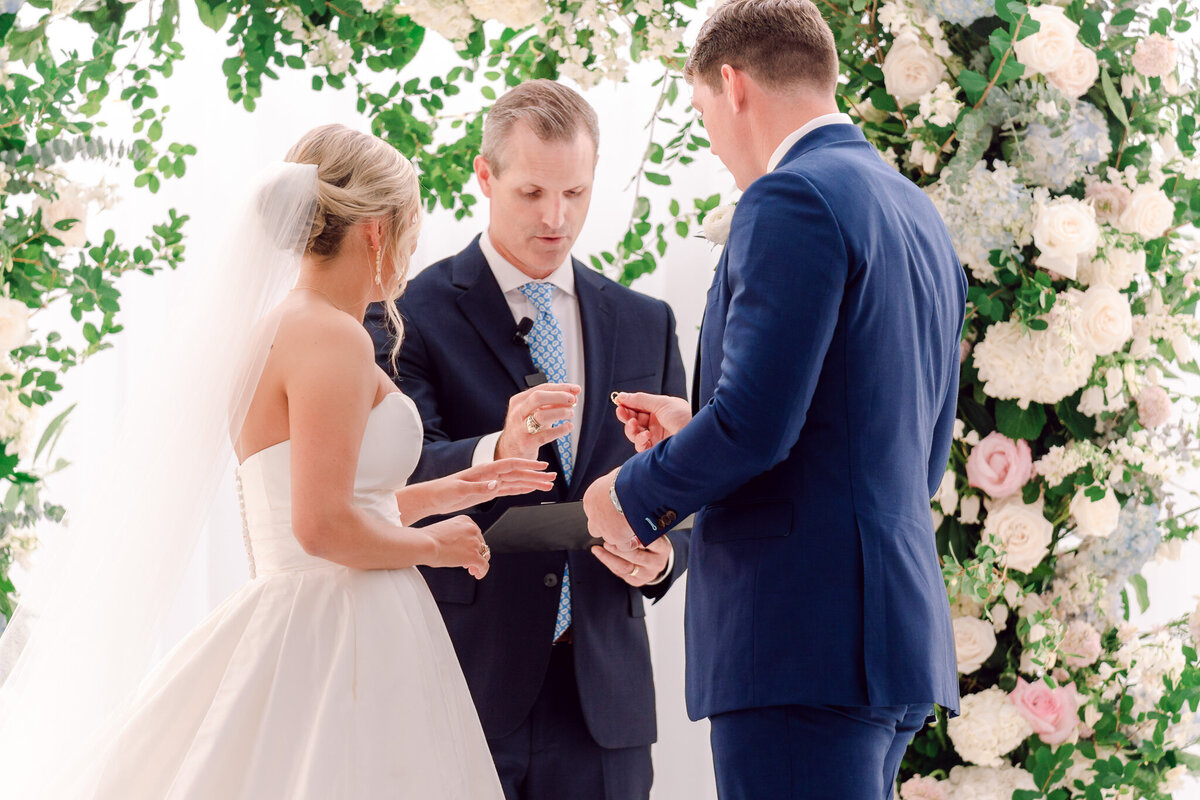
(374, 247), (383, 286)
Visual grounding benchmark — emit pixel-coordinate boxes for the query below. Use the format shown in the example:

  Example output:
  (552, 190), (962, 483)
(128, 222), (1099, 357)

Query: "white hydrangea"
(399, 0), (477, 43)
(926, 160), (1034, 283)
(1034, 440), (1107, 488)
(973, 305), (1096, 409)
(944, 764), (1037, 800)
(948, 688), (1033, 767)
(922, 0), (992, 26)
(1116, 630), (1186, 720)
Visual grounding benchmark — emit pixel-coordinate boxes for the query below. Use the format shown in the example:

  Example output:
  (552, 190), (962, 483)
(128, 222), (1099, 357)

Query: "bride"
(0, 124), (552, 797)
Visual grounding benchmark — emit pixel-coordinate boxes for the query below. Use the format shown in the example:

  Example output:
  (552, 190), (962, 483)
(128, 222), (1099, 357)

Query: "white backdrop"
(20, 5), (1200, 797)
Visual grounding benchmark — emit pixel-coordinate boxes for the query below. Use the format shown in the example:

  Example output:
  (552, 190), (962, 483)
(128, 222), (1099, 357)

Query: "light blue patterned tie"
(519, 281), (574, 640)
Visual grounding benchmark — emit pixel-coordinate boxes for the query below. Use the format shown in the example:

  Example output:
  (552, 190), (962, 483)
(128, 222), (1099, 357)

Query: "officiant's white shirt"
(472, 228), (585, 469)
(766, 112), (854, 173)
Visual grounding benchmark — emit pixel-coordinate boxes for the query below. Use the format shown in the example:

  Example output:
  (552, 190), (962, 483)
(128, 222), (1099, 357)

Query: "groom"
(583, 0), (966, 797)
(367, 80), (688, 799)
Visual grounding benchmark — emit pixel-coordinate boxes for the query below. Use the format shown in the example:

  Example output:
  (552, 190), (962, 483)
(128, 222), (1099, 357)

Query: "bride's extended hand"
(612, 392), (693, 452)
(421, 515), (492, 579)
(438, 458), (556, 513)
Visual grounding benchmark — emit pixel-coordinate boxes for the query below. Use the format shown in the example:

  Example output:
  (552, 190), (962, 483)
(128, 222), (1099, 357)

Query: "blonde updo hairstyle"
(284, 123), (421, 367)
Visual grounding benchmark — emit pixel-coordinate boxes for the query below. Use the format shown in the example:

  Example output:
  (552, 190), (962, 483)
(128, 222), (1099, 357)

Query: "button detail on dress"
(235, 473), (256, 579)
(543, 573), (559, 588)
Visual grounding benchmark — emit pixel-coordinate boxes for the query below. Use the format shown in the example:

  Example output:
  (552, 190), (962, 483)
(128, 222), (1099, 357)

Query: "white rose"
(984, 496), (1053, 573)
(1033, 197), (1099, 279)
(1077, 284), (1132, 355)
(1117, 185), (1174, 239)
(1069, 487), (1120, 538)
(1013, 6), (1080, 75)
(33, 184), (90, 249)
(1047, 42), (1098, 99)
(882, 32), (946, 107)
(1080, 245), (1145, 289)
(702, 204), (735, 245)
(953, 616), (998, 674)
(0, 298), (32, 354)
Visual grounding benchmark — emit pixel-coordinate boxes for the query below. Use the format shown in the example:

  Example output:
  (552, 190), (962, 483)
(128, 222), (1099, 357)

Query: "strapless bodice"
(234, 392), (423, 577)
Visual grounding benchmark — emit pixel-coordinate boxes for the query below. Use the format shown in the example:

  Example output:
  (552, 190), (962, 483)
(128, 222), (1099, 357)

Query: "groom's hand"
(590, 537), (671, 587)
(613, 392), (692, 452)
(583, 467), (642, 552)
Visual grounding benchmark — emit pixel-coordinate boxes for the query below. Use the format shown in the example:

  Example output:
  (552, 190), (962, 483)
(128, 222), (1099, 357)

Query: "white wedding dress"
(82, 391), (503, 799)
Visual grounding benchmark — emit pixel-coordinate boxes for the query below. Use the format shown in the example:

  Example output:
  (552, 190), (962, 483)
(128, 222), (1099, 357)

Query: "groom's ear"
(474, 154), (494, 198)
(721, 64), (745, 113)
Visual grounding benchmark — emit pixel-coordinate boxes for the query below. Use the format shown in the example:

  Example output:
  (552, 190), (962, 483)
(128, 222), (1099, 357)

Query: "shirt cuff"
(472, 432), (502, 468)
(643, 540), (674, 586)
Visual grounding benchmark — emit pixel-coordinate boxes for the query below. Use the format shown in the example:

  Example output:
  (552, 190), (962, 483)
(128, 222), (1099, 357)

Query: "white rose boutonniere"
(702, 203), (735, 245)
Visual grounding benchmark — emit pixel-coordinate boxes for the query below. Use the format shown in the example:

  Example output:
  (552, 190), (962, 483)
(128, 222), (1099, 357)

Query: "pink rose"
(1009, 678), (1081, 745)
(966, 432), (1033, 498)
(1136, 385), (1172, 428)
(900, 775), (946, 800)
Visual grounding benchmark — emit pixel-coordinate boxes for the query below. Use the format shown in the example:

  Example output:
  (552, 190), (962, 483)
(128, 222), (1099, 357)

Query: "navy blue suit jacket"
(616, 125), (965, 721)
(365, 237), (689, 749)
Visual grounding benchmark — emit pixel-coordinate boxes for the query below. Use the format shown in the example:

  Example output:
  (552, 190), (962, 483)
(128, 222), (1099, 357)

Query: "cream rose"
(882, 32), (946, 107)
(954, 616), (998, 674)
(1069, 487), (1120, 538)
(1077, 284), (1132, 355)
(1132, 33), (1178, 78)
(1117, 185), (1174, 239)
(1033, 196), (1099, 279)
(0, 298), (32, 355)
(984, 496), (1053, 573)
(702, 204), (735, 245)
(1047, 42), (1098, 99)
(1013, 5), (1080, 75)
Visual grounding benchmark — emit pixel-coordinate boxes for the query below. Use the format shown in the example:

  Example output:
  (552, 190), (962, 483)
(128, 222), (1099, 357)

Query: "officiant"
(365, 80), (689, 800)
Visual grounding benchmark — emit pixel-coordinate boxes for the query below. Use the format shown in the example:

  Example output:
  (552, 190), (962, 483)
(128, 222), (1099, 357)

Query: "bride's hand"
(421, 515), (492, 579)
(612, 392), (692, 452)
(438, 459), (556, 514)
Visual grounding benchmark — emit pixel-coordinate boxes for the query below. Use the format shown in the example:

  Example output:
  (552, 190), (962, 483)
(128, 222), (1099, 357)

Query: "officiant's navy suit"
(615, 123), (966, 797)
(366, 236), (688, 800)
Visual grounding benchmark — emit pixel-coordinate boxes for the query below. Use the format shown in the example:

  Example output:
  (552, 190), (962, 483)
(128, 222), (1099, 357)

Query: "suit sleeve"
(927, 276), (967, 498)
(367, 300), (483, 484)
(616, 172), (848, 545)
(641, 301), (690, 601)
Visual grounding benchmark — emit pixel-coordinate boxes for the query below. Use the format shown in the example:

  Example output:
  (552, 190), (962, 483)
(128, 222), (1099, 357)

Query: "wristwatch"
(609, 467), (624, 513)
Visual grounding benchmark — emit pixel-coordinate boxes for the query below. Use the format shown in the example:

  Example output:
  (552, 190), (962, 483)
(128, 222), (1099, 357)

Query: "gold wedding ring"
(610, 391), (621, 405)
(525, 414), (543, 434)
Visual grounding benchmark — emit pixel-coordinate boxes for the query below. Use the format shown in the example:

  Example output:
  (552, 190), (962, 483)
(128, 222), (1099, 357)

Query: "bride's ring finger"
(479, 542), (491, 560)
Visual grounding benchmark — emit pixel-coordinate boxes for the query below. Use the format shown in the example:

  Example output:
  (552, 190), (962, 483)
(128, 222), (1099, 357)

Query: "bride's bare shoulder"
(271, 295), (374, 367)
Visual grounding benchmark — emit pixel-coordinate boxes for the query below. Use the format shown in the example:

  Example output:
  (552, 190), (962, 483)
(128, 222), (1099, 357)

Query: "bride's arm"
(393, 459), (555, 525)
(282, 310), (489, 575)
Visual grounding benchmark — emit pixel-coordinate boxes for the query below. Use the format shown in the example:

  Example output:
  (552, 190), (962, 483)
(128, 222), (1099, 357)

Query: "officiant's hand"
(590, 537), (671, 587)
(583, 467), (642, 553)
(496, 383), (581, 461)
(613, 392), (692, 452)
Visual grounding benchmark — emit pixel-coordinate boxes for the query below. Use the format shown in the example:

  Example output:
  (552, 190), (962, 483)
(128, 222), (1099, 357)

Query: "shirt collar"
(480, 229), (576, 298)
(766, 112), (855, 173)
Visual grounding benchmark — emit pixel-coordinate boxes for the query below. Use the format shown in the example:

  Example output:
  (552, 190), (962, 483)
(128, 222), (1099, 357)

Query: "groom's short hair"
(481, 80), (600, 175)
(684, 0), (838, 94)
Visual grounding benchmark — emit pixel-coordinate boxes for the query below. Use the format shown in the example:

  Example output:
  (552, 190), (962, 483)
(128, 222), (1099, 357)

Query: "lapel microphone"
(512, 317), (534, 344)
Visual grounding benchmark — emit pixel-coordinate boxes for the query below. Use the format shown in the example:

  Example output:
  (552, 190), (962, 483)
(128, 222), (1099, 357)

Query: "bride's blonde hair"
(284, 123), (421, 366)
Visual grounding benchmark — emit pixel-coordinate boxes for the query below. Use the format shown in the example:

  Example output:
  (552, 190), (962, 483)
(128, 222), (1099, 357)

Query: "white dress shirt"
(472, 229), (585, 469)
(765, 112), (855, 173)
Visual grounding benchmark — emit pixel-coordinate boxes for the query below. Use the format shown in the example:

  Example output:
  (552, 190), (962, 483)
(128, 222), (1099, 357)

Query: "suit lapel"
(572, 263), (615, 484)
(452, 238), (536, 392)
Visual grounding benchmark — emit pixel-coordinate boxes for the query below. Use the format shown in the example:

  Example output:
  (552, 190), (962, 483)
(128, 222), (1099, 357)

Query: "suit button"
(543, 573), (559, 588)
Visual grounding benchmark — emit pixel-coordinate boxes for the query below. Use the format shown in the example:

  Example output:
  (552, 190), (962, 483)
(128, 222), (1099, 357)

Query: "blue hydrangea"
(1074, 503), (1162, 620)
(923, 0), (994, 26)
(1014, 101), (1113, 191)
